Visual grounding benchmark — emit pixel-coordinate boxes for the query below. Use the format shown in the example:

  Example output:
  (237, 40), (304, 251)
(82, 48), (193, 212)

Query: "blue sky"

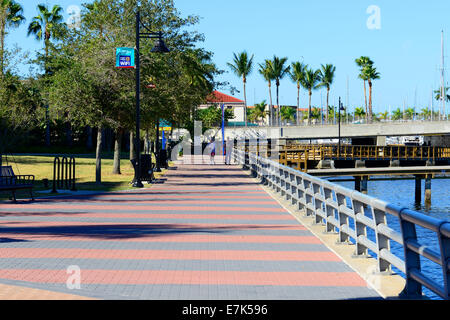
(9, 0), (450, 113)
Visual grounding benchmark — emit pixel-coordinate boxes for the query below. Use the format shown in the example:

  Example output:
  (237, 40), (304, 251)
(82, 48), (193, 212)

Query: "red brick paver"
(0, 161), (380, 300)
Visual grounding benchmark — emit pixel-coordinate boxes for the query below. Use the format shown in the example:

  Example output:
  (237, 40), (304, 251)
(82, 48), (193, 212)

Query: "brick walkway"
(0, 160), (380, 300)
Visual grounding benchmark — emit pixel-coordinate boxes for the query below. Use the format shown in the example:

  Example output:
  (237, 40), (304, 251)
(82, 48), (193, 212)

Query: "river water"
(334, 178), (450, 300)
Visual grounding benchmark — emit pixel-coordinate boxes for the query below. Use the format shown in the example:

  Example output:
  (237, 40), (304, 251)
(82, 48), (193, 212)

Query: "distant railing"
(236, 143), (450, 173)
(227, 117), (450, 129)
(233, 148), (450, 300)
(282, 145), (450, 162)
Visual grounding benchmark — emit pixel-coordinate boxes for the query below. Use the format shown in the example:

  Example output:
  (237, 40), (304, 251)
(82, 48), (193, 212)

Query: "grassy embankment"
(0, 153), (169, 200)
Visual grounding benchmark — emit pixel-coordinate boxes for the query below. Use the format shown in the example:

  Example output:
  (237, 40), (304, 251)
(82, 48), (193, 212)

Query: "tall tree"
(290, 61), (307, 125)
(258, 60), (275, 126)
(317, 64), (336, 124)
(28, 4), (65, 147)
(355, 56), (373, 121)
(391, 108), (403, 121)
(0, 0), (25, 76)
(227, 51), (254, 127)
(405, 107), (415, 120)
(269, 56), (290, 126)
(354, 107), (366, 121)
(27, 4), (64, 73)
(280, 106), (295, 125)
(434, 87), (450, 102)
(420, 108), (431, 120)
(363, 64), (380, 123)
(250, 100), (268, 125)
(301, 68), (321, 125)
(48, 0), (219, 184)
(378, 111), (389, 121)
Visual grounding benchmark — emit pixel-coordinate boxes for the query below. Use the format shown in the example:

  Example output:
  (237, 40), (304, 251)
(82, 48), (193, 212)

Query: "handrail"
(233, 146), (450, 300)
(282, 145), (450, 162)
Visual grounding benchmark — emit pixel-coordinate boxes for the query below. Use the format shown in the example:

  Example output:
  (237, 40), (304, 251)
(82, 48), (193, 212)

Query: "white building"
(199, 90), (246, 124)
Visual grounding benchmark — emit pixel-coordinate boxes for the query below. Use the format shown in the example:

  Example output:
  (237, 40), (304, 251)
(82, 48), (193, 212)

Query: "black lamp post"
(133, 9), (169, 188)
(338, 97), (345, 158)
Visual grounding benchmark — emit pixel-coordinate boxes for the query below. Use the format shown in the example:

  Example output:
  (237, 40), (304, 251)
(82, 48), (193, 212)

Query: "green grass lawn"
(1, 153), (169, 200)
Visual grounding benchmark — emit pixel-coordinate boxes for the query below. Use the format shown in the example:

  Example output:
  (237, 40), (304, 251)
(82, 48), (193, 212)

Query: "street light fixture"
(133, 9), (170, 188)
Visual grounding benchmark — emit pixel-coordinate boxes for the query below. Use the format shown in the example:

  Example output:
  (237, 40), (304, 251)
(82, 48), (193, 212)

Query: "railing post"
(303, 178), (314, 217)
(323, 186), (336, 233)
(336, 193), (351, 244)
(399, 209), (423, 298)
(312, 182), (323, 225)
(371, 205), (392, 273)
(351, 198), (369, 257)
(438, 223), (450, 299)
(295, 175), (305, 212)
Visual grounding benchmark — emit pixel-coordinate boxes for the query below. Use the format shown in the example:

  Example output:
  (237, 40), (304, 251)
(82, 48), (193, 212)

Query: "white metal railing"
(233, 147), (450, 300)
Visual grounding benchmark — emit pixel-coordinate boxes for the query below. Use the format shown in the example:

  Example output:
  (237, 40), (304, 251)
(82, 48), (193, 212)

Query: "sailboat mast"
(441, 30), (446, 120)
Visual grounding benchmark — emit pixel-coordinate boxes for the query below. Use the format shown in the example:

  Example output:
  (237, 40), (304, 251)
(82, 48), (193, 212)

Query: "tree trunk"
(0, 22), (5, 77)
(276, 81), (280, 126)
(308, 90), (312, 125)
(296, 84), (300, 125)
(144, 129), (150, 154)
(96, 126), (103, 185)
(86, 126), (93, 150)
(45, 105), (50, 147)
(268, 82), (273, 126)
(129, 131), (136, 160)
(65, 121), (73, 147)
(155, 119), (160, 171)
(326, 87), (330, 124)
(363, 80), (368, 122)
(368, 80), (373, 123)
(243, 77), (247, 127)
(112, 128), (123, 174)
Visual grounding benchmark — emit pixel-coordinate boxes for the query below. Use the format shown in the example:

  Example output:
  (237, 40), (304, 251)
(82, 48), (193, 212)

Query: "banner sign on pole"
(116, 47), (135, 68)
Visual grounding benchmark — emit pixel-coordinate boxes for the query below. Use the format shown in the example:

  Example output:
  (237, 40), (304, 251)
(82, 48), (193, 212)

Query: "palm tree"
(27, 4), (65, 73)
(301, 68), (321, 125)
(378, 111), (389, 121)
(363, 64), (380, 123)
(227, 51), (254, 127)
(280, 106), (295, 125)
(27, 4), (64, 147)
(327, 105), (335, 122)
(252, 100), (269, 125)
(405, 107), (415, 120)
(310, 107), (321, 121)
(421, 107), (431, 120)
(391, 108), (403, 121)
(355, 56), (374, 119)
(354, 107), (366, 121)
(318, 64), (336, 124)
(434, 87), (450, 102)
(290, 61), (307, 125)
(258, 60), (275, 126)
(0, 0), (25, 76)
(269, 56), (290, 126)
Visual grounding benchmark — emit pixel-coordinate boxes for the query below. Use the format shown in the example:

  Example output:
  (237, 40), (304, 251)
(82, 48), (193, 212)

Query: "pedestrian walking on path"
(207, 138), (216, 165)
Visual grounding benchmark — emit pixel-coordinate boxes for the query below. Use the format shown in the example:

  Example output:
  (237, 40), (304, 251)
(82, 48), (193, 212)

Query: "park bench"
(0, 166), (35, 203)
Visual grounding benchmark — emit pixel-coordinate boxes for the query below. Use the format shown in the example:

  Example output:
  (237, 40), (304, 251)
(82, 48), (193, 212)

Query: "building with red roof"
(200, 90), (246, 123)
